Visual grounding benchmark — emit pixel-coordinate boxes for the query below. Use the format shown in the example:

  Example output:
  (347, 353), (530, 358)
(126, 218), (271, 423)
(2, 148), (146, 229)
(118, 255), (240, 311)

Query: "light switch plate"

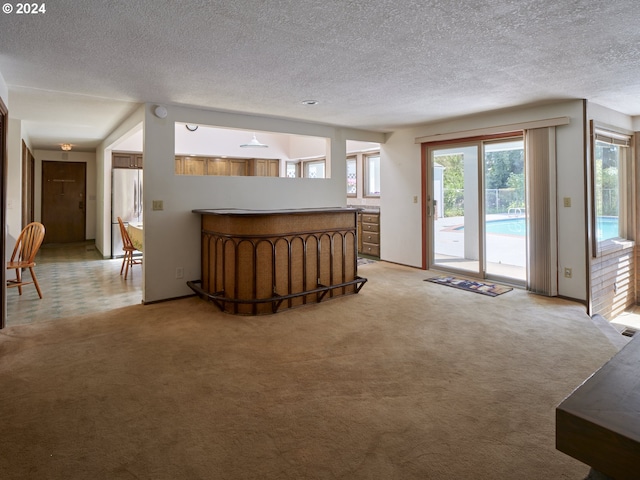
(152, 200), (164, 211)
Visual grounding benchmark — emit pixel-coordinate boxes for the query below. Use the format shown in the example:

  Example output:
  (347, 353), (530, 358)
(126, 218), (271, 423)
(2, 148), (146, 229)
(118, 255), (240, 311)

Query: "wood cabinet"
(358, 211), (380, 257)
(182, 157), (205, 175)
(113, 152), (143, 168)
(175, 156), (279, 177)
(253, 159), (280, 177)
(206, 158), (229, 176)
(230, 159), (249, 176)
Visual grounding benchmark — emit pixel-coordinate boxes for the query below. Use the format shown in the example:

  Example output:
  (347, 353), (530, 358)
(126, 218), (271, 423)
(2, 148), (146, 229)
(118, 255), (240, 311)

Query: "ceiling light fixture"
(61, 143), (72, 151)
(240, 133), (268, 148)
(185, 124), (198, 132)
(301, 99), (319, 105)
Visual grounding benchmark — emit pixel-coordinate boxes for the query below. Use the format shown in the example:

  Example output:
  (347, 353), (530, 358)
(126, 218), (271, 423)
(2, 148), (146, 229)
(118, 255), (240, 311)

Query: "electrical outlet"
(176, 267), (184, 279)
(564, 267), (572, 278)
(563, 197), (571, 207)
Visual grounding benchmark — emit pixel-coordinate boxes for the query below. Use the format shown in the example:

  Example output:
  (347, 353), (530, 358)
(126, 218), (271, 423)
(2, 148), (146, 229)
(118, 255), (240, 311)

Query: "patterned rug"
(425, 276), (513, 297)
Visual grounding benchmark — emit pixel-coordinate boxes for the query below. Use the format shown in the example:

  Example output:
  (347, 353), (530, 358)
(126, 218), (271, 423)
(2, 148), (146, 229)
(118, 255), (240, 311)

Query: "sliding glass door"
(427, 137), (526, 284)
(430, 144), (481, 274)
(483, 140), (526, 281)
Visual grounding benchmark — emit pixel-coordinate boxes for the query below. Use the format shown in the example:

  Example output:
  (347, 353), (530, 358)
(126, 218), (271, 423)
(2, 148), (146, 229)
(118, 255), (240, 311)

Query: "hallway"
(6, 242), (142, 327)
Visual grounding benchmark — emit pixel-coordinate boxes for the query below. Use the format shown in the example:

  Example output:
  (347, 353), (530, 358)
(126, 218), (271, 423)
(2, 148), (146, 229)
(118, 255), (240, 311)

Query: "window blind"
(525, 127), (558, 296)
(594, 129), (631, 146)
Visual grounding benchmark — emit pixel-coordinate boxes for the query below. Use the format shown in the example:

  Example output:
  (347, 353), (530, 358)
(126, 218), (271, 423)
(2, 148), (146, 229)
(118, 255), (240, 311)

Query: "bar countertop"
(192, 207), (361, 216)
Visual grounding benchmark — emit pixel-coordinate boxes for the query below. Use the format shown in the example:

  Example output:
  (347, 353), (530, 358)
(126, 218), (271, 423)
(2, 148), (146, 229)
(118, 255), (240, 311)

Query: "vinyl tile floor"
(6, 241), (142, 327)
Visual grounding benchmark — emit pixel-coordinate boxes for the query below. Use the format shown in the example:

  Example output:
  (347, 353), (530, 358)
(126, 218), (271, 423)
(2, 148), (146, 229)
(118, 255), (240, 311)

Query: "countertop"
(193, 207), (362, 216)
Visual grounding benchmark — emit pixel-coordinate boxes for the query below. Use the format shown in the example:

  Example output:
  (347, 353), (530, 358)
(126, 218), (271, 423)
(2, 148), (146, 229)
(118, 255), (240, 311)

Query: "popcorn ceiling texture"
(1, 0), (639, 147)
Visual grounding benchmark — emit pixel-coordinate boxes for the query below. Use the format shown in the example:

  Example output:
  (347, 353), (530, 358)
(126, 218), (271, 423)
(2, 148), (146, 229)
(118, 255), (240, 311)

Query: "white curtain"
(525, 127), (558, 296)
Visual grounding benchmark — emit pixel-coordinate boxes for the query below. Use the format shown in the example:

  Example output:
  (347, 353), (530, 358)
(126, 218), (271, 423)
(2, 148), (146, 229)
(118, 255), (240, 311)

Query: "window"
(284, 159), (326, 178)
(346, 156), (357, 196)
(303, 159), (326, 178)
(286, 161), (300, 178)
(592, 124), (631, 246)
(364, 153), (380, 196)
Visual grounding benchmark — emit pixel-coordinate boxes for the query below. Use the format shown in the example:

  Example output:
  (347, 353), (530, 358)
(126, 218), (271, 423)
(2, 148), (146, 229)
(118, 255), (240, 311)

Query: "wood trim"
(21, 140), (35, 228)
(415, 116), (570, 144)
(0, 96), (7, 330)
(421, 143), (428, 270)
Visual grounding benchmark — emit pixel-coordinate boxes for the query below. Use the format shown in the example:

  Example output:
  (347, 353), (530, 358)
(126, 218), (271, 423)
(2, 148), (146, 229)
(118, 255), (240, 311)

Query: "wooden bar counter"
(556, 334), (640, 479)
(189, 207), (367, 315)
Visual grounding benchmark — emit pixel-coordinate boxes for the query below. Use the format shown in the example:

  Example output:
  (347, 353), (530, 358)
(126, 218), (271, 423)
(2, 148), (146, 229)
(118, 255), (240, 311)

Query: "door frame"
(421, 132), (525, 281)
(1, 97), (7, 329)
(21, 140), (34, 228)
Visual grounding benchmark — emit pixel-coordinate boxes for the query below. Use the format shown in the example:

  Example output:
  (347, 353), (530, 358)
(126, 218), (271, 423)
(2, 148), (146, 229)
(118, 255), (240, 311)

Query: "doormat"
(357, 257), (376, 266)
(424, 276), (513, 297)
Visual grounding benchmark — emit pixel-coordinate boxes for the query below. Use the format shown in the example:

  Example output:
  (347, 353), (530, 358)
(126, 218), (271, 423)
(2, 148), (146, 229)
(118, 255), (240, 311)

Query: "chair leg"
(120, 254), (127, 275)
(124, 251), (131, 280)
(30, 267), (43, 299)
(16, 268), (23, 295)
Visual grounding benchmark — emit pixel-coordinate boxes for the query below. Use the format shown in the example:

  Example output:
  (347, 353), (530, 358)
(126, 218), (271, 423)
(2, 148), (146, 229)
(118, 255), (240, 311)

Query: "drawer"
(362, 222), (379, 233)
(361, 214), (379, 224)
(362, 231), (379, 245)
(361, 242), (380, 257)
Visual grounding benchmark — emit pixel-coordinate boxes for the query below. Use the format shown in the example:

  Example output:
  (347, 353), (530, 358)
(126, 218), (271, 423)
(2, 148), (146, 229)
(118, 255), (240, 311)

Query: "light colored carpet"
(0, 261), (617, 479)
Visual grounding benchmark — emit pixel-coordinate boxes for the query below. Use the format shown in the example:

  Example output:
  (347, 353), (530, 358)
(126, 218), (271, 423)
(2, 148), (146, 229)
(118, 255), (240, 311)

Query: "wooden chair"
(117, 217), (142, 280)
(7, 222), (46, 299)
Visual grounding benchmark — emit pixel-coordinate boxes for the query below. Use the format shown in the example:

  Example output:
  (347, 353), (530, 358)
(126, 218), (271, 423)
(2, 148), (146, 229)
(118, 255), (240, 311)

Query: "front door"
(42, 161), (86, 243)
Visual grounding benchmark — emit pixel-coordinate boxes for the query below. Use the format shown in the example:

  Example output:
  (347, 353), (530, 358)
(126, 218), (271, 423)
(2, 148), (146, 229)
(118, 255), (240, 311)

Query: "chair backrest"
(11, 222), (46, 263)
(117, 217), (134, 250)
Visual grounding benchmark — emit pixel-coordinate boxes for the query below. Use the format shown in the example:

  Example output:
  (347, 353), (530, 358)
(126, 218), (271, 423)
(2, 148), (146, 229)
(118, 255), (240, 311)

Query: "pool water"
(455, 217), (620, 238)
(596, 217), (621, 240)
(485, 218), (526, 235)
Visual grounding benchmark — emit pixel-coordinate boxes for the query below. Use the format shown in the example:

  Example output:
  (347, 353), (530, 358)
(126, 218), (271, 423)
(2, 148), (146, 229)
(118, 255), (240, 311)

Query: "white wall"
(289, 135), (327, 159)
(176, 126), (294, 160)
(381, 100), (588, 301)
(589, 103), (634, 132)
(5, 118), (22, 258)
(0, 71), (7, 106)
(141, 104), (384, 302)
(33, 149), (97, 240)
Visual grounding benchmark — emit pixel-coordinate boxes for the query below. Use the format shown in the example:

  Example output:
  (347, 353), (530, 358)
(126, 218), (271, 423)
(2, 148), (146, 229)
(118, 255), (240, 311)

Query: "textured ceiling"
(1, 0), (640, 150)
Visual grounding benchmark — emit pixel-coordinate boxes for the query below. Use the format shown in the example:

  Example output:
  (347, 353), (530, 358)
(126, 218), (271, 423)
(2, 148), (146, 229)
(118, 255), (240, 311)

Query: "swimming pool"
(595, 216), (621, 240)
(455, 217), (620, 238)
(484, 218), (526, 235)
